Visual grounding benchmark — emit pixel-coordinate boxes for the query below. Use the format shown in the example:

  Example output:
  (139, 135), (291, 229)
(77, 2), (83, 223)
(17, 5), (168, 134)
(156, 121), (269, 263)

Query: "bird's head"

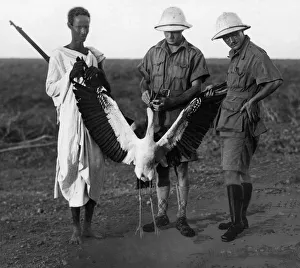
(135, 163), (157, 182)
(134, 146), (169, 182)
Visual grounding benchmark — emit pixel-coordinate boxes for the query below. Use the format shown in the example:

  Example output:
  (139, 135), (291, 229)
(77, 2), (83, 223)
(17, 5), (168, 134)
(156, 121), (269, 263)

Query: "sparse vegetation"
(0, 58), (299, 268)
(0, 58), (299, 152)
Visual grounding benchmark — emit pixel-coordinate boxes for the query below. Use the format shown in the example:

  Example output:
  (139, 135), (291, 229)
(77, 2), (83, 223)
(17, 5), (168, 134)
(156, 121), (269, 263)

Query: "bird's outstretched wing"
(73, 83), (138, 164)
(156, 83), (227, 162)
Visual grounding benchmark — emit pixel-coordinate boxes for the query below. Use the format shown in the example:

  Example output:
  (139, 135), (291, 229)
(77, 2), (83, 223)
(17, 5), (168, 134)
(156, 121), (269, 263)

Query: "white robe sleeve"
(45, 52), (71, 107)
(87, 46), (106, 64)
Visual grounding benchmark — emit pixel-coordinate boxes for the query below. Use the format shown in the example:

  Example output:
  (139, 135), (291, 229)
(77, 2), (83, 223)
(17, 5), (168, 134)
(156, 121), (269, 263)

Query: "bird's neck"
(145, 108), (154, 140)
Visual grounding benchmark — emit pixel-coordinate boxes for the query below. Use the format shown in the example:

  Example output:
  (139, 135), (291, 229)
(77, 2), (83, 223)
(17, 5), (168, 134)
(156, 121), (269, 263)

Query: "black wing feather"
(73, 83), (128, 163)
(157, 83), (227, 163)
(175, 91), (225, 158)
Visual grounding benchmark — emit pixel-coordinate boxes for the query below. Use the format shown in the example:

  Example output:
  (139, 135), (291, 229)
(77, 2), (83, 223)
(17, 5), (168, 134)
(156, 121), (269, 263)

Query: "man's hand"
(84, 66), (102, 81)
(141, 91), (151, 106)
(69, 60), (87, 81)
(240, 99), (260, 123)
(203, 85), (215, 97)
(151, 97), (174, 112)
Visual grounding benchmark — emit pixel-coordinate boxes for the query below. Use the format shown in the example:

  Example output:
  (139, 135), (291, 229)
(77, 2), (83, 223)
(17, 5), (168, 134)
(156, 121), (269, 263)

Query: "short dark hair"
(68, 7), (90, 25)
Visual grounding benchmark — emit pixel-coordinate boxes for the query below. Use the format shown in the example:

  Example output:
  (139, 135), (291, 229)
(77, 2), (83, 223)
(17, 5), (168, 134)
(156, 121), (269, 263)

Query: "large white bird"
(72, 62), (226, 236)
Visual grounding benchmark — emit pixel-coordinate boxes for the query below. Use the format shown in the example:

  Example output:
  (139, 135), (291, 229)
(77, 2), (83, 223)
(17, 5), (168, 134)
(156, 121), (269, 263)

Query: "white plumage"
(74, 86), (214, 181)
(73, 80), (226, 237)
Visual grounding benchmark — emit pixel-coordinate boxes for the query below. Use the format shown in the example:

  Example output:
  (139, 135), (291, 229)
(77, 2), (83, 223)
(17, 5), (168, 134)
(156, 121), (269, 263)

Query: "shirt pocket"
(236, 66), (247, 88)
(227, 66), (246, 89)
(171, 61), (189, 79)
(216, 99), (247, 132)
(151, 60), (165, 91)
(152, 60), (164, 77)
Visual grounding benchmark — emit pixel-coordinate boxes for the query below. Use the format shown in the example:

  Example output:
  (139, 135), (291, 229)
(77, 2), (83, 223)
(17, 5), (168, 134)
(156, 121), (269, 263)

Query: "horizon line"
(1, 57), (299, 61)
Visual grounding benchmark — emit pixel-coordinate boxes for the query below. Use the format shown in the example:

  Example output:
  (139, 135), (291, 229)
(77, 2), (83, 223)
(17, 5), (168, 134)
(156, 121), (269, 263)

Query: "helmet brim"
(155, 23), (192, 32)
(212, 25), (250, 40)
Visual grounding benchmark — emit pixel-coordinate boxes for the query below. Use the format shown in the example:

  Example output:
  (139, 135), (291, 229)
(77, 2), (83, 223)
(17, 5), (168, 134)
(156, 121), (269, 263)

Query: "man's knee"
(87, 199), (96, 206)
(157, 177), (170, 187)
(177, 162), (189, 186)
(157, 164), (170, 187)
(240, 172), (251, 183)
(224, 170), (241, 185)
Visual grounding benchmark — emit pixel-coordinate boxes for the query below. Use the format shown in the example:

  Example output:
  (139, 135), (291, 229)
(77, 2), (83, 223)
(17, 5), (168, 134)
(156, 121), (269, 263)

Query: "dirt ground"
(1, 143), (300, 268)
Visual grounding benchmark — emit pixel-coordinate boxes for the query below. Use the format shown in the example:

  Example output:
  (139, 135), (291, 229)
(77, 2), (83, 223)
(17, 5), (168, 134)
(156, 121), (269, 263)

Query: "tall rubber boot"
(218, 183), (253, 230)
(241, 182), (253, 229)
(221, 185), (244, 242)
(218, 190), (234, 230)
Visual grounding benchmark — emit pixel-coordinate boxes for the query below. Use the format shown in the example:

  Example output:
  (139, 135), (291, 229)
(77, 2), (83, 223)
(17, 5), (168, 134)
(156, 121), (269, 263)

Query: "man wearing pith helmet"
(138, 7), (210, 237)
(205, 12), (283, 242)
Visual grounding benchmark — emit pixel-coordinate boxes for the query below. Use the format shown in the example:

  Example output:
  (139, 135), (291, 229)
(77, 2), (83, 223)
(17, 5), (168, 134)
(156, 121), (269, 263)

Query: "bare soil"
(1, 58), (300, 268)
(1, 140), (300, 268)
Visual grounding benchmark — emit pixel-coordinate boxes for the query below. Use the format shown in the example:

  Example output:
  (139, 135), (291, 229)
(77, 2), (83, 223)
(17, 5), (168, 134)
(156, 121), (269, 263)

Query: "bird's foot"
(135, 225), (144, 238)
(153, 219), (159, 236)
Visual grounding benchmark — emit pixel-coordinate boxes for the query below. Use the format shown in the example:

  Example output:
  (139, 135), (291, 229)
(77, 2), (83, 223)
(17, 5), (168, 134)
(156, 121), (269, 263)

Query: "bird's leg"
(135, 180), (144, 238)
(149, 184), (159, 235)
(175, 183), (181, 213)
(174, 166), (181, 214)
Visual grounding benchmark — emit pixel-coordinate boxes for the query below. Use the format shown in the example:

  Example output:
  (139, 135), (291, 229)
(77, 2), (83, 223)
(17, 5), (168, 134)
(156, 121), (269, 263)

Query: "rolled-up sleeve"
(254, 53), (283, 85)
(190, 52), (210, 83)
(138, 52), (152, 83)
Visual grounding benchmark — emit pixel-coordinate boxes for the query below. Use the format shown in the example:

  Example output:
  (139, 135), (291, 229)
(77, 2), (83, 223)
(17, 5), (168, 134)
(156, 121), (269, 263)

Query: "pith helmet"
(155, 7), (192, 32)
(212, 12), (250, 40)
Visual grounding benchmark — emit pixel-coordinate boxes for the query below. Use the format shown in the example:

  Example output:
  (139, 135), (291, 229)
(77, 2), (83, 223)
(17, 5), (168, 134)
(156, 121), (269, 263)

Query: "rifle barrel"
(9, 20), (50, 63)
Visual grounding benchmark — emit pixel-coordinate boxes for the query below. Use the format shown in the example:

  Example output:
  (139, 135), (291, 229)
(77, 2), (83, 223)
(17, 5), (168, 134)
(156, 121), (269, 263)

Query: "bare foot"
(69, 227), (82, 244)
(82, 224), (102, 239)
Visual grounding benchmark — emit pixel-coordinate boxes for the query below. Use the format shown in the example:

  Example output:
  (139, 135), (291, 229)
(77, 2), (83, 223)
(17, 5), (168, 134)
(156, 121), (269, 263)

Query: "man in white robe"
(45, 6), (107, 244)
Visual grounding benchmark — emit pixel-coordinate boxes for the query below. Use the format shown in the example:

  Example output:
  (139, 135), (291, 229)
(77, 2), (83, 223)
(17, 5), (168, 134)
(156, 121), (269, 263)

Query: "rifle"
(9, 20), (135, 125)
(9, 20), (50, 63)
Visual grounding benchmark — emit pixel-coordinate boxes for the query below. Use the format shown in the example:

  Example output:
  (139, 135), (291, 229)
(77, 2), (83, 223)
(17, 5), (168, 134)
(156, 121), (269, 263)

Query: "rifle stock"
(9, 20), (50, 63)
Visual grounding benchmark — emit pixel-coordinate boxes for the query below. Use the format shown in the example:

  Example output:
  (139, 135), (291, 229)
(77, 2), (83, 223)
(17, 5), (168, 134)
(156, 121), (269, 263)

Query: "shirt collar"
(228, 35), (250, 59)
(157, 37), (188, 54)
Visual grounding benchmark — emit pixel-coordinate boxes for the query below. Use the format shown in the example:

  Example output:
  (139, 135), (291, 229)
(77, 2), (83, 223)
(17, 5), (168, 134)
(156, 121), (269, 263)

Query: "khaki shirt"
(138, 38), (210, 162)
(216, 36), (283, 137)
(138, 38), (210, 132)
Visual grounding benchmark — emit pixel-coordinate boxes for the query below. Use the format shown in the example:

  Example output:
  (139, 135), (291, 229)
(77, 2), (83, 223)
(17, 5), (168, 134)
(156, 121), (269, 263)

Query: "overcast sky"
(1, 0), (299, 59)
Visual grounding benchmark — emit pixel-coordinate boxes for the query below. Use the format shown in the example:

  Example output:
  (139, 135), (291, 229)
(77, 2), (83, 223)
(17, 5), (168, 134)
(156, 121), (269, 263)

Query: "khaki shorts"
(221, 134), (259, 174)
